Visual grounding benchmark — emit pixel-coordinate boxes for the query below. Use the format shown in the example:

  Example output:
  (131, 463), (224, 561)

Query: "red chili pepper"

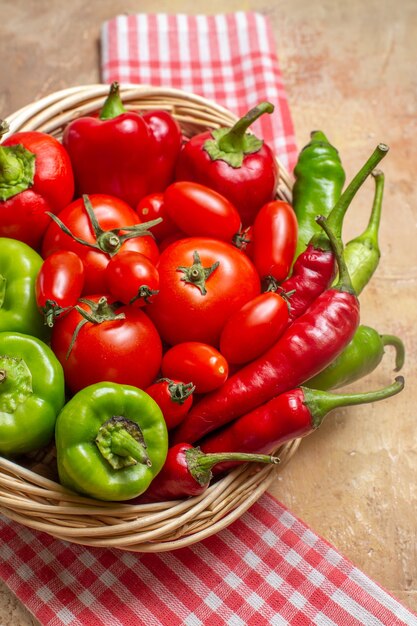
(63, 82), (182, 208)
(145, 378), (195, 430)
(138, 443), (280, 502)
(275, 143), (389, 321)
(0, 120), (74, 250)
(200, 377), (404, 475)
(173, 216), (360, 445)
(175, 102), (279, 227)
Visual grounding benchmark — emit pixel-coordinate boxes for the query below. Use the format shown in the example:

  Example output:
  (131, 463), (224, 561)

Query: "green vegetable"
(343, 169), (384, 294)
(292, 131), (346, 259)
(0, 331), (65, 455)
(305, 325), (405, 391)
(0, 237), (48, 340)
(55, 382), (169, 501)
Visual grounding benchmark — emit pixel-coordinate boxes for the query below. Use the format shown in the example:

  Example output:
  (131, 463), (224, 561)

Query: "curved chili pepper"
(200, 377), (404, 475)
(173, 215), (360, 445)
(292, 130), (346, 259)
(137, 443), (280, 502)
(175, 102), (279, 227)
(275, 143), (389, 321)
(343, 169), (384, 294)
(305, 325), (405, 391)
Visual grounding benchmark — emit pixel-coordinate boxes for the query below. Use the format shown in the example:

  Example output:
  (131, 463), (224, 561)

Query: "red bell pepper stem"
(138, 443), (280, 502)
(99, 82), (126, 120)
(173, 214), (360, 445)
(200, 377), (404, 474)
(217, 102), (274, 154)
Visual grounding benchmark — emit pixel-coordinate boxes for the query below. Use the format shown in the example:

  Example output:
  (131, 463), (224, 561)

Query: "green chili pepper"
(305, 325), (405, 391)
(0, 237), (48, 340)
(292, 130), (346, 259)
(55, 382), (169, 501)
(0, 331), (65, 455)
(343, 169), (384, 294)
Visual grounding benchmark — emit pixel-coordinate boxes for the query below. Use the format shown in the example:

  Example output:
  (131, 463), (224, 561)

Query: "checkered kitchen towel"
(101, 12), (298, 172)
(0, 12), (415, 626)
(1, 494), (416, 625)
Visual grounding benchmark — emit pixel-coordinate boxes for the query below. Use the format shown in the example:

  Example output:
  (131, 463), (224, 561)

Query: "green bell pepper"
(0, 237), (48, 340)
(0, 331), (65, 455)
(55, 382), (169, 501)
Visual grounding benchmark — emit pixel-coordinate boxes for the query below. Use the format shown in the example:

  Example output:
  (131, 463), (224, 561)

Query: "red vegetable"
(162, 342), (228, 394)
(252, 200), (298, 283)
(145, 378), (195, 430)
(42, 194), (159, 294)
(219, 292), (290, 365)
(276, 144), (389, 321)
(63, 82), (182, 207)
(135, 192), (178, 243)
(138, 443), (280, 502)
(175, 102), (279, 226)
(0, 121), (74, 250)
(163, 181), (241, 242)
(173, 216), (360, 444)
(35, 250), (85, 327)
(105, 250), (159, 307)
(147, 237), (260, 346)
(51, 294), (162, 394)
(200, 378), (404, 475)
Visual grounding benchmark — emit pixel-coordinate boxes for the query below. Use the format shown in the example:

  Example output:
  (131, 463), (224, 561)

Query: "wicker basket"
(1, 84), (299, 551)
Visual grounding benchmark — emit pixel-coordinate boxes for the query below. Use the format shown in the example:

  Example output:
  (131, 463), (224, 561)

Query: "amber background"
(1, 1), (416, 623)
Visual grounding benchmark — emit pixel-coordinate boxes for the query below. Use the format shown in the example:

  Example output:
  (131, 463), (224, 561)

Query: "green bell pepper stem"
(305, 325), (405, 391)
(95, 415), (151, 469)
(0, 125), (36, 201)
(99, 82), (126, 120)
(343, 169), (384, 294)
(305, 376), (404, 428)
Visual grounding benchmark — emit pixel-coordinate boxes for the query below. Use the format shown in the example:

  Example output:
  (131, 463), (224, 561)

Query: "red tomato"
(35, 250), (85, 311)
(51, 294), (162, 394)
(145, 378), (195, 430)
(105, 250), (159, 307)
(41, 194), (159, 294)
(135, 192), (178, 243)
(161, 343), (228, 394)
(252, 200), (298, 282)
(219, 292), (290, 364)
(146, 237), (260, 346)
(163, 181), (242, 241)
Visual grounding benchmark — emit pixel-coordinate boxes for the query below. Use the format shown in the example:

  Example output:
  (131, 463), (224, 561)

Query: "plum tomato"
(135, 192), (178, 243)
(146, 237), (261, 346)
(161, 342), (228, 394)
(105, 250), (159, 307)
(219, 292), (290, 364)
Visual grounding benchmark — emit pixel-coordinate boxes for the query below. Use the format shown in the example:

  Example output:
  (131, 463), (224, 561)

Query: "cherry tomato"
(51, 294), (162, 394)
(146, 237), (260, 346)
(135, 192), (178, 243)
(105, 250), (159, 307)
(252, 200), (298, 282)
(219, 292), (290, 364)
(41, 194), (159, 294)
(145, 378), (195, 430)
(35, 250), (85, 326)
(161, 342), (228, 394)
(163, 181), (242, 241)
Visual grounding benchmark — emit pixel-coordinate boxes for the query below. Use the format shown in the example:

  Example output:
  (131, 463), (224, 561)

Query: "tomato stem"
(177, 250), (220, 296)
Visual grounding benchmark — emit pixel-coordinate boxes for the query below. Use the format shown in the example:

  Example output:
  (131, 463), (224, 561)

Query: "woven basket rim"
(1, 84), (298, 551)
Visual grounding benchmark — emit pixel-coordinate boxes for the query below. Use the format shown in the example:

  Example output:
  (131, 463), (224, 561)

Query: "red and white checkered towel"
(0, 12), (415, 626)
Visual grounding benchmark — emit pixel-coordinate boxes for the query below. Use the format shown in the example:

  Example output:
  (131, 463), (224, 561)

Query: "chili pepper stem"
(381, 334), (406, 371)
(99, 81), (126, 120)
(304, 376), (404, 429)
(186, 447), (280, 486)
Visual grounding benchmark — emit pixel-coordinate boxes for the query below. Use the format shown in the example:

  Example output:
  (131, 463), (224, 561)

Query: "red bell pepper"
(0, 120), (74, 250)
(175, 102), (279, 227)
(138, 443), (280, 502)
(63, 82), (182, 208)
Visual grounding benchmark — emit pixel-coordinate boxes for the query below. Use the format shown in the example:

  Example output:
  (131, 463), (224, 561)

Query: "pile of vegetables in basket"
(0, 83), (405, 503)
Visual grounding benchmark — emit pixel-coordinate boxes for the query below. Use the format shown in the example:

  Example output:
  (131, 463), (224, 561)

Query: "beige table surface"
(1, 1), (416, 624)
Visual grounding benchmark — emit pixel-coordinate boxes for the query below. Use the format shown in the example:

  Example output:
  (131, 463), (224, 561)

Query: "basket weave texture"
(1, 85), (299, 551)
